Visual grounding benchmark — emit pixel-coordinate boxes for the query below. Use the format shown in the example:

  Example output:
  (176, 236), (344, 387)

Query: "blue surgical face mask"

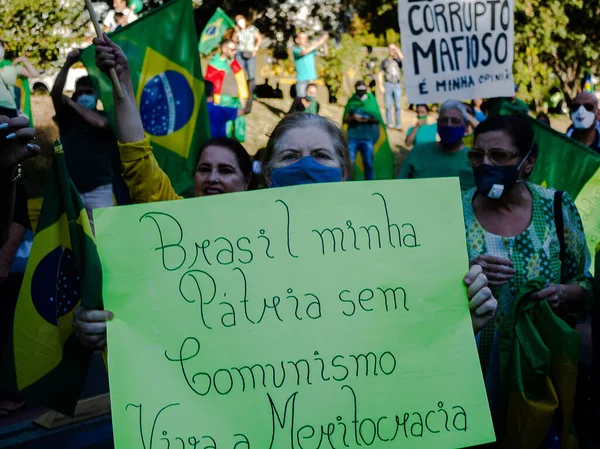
(77, 94), (97, 110)
(438, 124), (466, 145)
(270, 156), (343, 188)
(473, 148), (532, 199)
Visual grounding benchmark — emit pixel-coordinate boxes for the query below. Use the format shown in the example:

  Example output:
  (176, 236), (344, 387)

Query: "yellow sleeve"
(118, 135), (183, 203)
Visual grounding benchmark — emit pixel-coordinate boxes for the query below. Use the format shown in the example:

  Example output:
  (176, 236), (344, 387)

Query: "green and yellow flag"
(80, 0), (210, 197)
(199, 8), (235, 56)
(500, 104), (600, 271)
(1, 141), (103, 415)
(342, 92), (395, 180)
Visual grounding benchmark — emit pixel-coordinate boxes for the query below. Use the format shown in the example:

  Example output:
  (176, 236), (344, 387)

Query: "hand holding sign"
(95, 179), (496, 449)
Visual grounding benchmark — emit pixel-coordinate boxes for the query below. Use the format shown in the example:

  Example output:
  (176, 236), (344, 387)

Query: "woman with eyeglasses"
(399, 99), (475, 190)
(463, 114), (592, 442)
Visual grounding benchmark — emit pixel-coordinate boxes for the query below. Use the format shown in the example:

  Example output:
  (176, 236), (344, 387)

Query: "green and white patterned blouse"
(462, 182), (593, 374)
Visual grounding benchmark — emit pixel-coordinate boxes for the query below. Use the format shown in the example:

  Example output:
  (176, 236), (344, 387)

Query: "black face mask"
(356, 89), (367, 98)
(473, 149), (532, 199)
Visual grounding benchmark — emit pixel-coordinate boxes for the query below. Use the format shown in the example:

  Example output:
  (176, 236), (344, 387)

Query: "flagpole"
(84, 0), (125, 100)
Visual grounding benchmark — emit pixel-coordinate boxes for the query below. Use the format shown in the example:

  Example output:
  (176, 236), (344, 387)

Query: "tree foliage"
(514, 0), (600, 105)
(0, 0), (88, 68)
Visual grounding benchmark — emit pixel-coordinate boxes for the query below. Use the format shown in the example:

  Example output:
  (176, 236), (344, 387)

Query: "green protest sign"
(95, 179), (495, 449)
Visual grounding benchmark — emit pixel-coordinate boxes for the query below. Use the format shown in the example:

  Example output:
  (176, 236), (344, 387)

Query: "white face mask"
(237, 19), (246, 28)
(0, 47), (5, 61)
(571, 105), (597, 130)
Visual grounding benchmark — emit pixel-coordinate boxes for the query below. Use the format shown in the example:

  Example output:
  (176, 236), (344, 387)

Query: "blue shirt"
(474, 109), (487, 122)
(293, 46), (317, 81)
(207, 102), (238, 138)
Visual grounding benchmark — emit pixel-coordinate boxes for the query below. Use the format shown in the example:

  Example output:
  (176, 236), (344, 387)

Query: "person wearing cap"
(342, 81), (380, 181)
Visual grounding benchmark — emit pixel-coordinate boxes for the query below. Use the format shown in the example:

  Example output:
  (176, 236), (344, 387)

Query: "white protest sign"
(398, 0), (515, 104)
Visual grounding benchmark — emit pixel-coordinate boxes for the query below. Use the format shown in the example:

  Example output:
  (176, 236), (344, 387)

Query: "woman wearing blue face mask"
(74, 38), (497, 349)
(399, 99), (475, 190)
(463, 115), (593, 444)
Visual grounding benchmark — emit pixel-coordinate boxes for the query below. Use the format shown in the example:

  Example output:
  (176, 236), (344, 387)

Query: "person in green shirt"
(288, 83), (320, 115)
(399, 100), (475, 190)
(405, 104), (437, 147)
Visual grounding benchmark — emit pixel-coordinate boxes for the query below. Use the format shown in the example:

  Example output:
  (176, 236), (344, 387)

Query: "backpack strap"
(554, 190), (566, 268)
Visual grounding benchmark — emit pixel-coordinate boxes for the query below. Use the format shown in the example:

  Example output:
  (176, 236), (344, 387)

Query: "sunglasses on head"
(570, 103), (595, 113)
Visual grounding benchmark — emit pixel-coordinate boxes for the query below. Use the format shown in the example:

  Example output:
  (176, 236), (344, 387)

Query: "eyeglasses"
(570, 103), (595, 113)
(468, 149), (521, 165)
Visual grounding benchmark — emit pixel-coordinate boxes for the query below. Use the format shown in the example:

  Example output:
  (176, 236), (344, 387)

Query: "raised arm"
(0, 116), (39, 246)
(94, 34), (180, 203)
(13, 56), (39, 78)
(297, 33), (329, 57)
(51, 50), (79, 115)
(405, 123), (421, 147)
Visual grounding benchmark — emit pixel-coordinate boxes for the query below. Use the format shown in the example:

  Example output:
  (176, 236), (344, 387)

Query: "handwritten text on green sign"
(95, 179), (494, 449)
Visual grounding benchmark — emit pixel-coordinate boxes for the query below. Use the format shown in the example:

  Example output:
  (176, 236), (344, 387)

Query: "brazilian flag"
(80, 0), (210, 197)
(342, 92), (394, 180)
(0, 60), (33, 125)
(1, 142), (103, 415)
(500, 103), (600, 272)
(199, 8), (235, 56)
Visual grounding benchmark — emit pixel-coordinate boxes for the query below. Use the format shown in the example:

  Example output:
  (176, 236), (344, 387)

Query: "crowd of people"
(0, 18), (599, 448)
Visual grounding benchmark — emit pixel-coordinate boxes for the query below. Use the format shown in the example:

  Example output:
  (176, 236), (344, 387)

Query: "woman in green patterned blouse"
(463, 114), (593, 421)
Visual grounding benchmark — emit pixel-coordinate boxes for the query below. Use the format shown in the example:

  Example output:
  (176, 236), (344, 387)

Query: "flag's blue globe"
(31, 247), (80, 326)
(205, 25), (217, 36)
(140, 71), (195, 137)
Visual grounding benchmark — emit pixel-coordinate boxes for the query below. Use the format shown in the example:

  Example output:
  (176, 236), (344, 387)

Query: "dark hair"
(72, 76), (95, 100)
(355, 80), (367, 89)
(416, 103), (429, 113)
(536, 112), (551, 126)
(366, 45), (373, 53)
(205, 80), (214, 98)
(75, 76), (94, 91)
(473, 115), (538, 159)
(196, 137), (252, 181)
(306, 83), (317, 91)
(262, 113), (351, 178)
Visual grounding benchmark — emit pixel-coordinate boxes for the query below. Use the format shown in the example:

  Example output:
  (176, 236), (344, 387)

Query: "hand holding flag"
(84, 0), (124, 99)
(0, 116), (40, 169)
(93, 35), (145, 144)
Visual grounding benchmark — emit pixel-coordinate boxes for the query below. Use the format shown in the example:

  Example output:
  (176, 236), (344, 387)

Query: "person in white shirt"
(232, 15), (262, 82)
(103, 0), (138, 32)
(0, 40), (39, 118)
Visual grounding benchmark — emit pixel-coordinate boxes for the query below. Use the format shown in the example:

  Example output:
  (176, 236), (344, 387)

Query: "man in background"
(566, 92), (600, 153)
(343, 81), (381, 181)
(378, 43), (403, 131)
(51, 50), (120, 231)
(103, 0), (138, 32)
(293, 31), (329, 98)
